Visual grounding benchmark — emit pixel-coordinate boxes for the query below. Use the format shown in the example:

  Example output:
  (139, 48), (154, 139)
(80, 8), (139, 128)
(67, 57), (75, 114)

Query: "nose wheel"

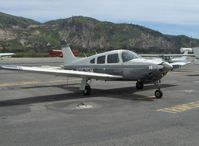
(154, 89), (163, 98)
(154, 80), (163, 99)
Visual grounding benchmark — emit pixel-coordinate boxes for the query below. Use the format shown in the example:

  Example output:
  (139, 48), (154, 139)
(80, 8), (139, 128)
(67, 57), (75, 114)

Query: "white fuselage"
(64, 50), (172, 83)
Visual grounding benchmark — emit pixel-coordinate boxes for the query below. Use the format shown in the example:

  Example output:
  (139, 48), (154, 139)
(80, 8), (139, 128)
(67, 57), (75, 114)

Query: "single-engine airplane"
(0, 41), (173, 98)
(142, 48), (193, 68)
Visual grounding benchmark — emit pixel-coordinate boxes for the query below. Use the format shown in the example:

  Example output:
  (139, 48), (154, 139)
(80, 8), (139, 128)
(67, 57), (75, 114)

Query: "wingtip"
(0, 65), (20, 70)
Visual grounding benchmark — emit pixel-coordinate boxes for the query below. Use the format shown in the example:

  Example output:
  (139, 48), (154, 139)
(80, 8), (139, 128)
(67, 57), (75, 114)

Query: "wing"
(0, 53), (15, 57)
(0, 65), (122, 80)
(141, 54), (194, 57)
(170, 62), (190, 69)
(170, 62), (190, 66)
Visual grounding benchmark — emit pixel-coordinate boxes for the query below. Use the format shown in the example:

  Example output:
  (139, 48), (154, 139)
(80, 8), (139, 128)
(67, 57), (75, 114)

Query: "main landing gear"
(136, 80), (163, 99)
(83, 84), (91, 95)
(80, 78), (91, 95)
(80, 78), (163, 98)
(136, 81), (144, 89)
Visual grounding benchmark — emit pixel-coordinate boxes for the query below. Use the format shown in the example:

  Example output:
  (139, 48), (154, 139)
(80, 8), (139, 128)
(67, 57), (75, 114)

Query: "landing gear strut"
(136, 81), (144, 89)
(83, 84), (91, 95)
(80, 78), (91, 96)
(154, 80), (163, 99)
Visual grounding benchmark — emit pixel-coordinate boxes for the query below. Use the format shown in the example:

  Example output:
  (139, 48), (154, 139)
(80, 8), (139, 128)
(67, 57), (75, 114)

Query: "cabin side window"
(107, 54), (119, 63)
(97, 55), (105, 64)
(90, 58), (95, 64)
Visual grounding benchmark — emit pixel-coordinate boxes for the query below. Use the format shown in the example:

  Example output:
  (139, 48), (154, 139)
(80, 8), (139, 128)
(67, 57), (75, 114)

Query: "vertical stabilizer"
(182, 50), (188, 60)
(180, 48), (192, 60)
(193, 47), (199, 59)
(61, 41), (77, 65)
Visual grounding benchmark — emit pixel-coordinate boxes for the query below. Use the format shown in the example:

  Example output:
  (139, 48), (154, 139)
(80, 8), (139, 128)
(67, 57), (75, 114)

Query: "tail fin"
(182, 50), (188, 60)
(61, 41), (77, 65)
(193, 47), (199, 59)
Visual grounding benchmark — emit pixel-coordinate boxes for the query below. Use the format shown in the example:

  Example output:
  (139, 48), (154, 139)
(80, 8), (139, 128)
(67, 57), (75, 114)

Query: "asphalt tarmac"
(0, 58), (199, 146)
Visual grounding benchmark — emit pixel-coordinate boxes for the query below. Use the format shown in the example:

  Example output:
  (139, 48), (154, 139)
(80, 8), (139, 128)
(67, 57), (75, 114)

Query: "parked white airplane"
(166, 48), (191, 68)
(0, 53), (15, 59)
(142, 48), (192, 68)
(0, 41), (173, 98)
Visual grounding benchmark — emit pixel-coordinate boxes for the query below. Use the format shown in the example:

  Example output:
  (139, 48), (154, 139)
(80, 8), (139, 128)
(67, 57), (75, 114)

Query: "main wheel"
(155, 90), (163, 99)
(83, 85), (91, 95)
(136, 81), (144, 89)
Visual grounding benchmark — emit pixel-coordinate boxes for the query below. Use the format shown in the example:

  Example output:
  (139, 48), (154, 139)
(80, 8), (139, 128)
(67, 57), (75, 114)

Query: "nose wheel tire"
(155, 90), (163, 99)
(83, 85), (91, 95)
(136, 81), (144, 89)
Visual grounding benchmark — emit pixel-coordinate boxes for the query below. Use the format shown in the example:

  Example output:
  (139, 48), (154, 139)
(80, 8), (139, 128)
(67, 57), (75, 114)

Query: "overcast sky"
(1, 0), (199, 38)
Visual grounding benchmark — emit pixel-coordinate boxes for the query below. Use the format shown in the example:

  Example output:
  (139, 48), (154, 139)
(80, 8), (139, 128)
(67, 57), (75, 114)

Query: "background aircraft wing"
(0, 53), (15, 57)
(141, 54), (194, 57)
(0, 65), (122, 80)
(170, 62), (190, 66)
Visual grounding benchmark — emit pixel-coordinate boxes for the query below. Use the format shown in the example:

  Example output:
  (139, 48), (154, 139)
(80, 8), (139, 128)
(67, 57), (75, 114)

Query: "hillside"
(0, 12), (40, 28)
(0, 12), (199, 53)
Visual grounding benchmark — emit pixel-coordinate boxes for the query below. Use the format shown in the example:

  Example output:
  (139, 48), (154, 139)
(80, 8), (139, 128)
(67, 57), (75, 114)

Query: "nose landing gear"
(155, 89), (163, 99)
(136, 80), (163, 99)
(154, 80), (163, 99)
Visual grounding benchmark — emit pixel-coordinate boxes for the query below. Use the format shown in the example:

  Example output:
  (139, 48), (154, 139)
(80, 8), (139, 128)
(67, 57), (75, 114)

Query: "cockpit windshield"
(121, 50), (140, 62)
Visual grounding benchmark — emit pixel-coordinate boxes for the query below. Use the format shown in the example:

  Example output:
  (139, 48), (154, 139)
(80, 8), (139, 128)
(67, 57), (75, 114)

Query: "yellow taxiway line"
(157, 100), (199, 113)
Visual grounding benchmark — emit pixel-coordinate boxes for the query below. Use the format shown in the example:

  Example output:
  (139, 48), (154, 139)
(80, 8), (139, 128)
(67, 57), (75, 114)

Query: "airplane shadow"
(0, 84), (176, 107)
(20, 83), (80, 89)
(186, 74), (199, 76)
